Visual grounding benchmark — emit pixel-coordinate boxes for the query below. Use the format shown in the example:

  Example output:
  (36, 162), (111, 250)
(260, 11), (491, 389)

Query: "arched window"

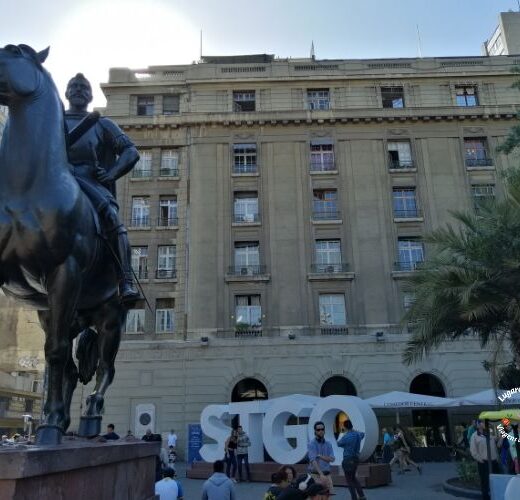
(231, 378), (268, 402)
(409, 373), (446, 397)
(320, 376), (357, 397)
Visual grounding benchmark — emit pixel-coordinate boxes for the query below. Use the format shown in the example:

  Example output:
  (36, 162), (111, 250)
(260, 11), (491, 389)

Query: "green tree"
(402, 168), (520, 366)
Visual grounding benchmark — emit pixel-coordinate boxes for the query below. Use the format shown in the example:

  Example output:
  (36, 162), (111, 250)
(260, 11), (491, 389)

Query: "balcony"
(320, 326), (349, 335)
(131, 169), (153, 179)
(129, 217), (151, 229)
(465, 157), (494, 168)
(159, 167), (179, 177)
(155, 269), (177, 279)
(388, 160), (415, 170)
(135, 269), (148, 280)
(312, 210), (341, 221)
(225, 265), (270, 283)
(157, 217), (179, 228)
(394, 260), (423, 272)
(232, 164), (258, 174)
(233, 213), (260, 224)
(234, 327), (262, 338)
(310, 160), (336, 173)
(311, 263), (349, 273)
(393, 208), (423, 220)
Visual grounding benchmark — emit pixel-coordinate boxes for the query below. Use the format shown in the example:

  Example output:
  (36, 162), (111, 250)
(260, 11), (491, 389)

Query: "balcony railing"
(310, 160), (336, 172)
(130, 217), (150, 228)
(235, 327), (262, 338)
(233, 213), (260, 223)
(394, 260), (423, 271)
(159, 167), (179, 177)
(157, 217), (179, 227)
(320, 326), (349, 335)
(228, 265), (266, 276)
(134, 269), (148, 280)
(233, 164), (258, 174)
(389, 160), (415, 169)
(155, 269), (177, 279)
(311, 263), (349, 273)
(132, 169), (153, 178)
(465, 157), (494, 167)
(393, 208), (422, 218)
(312, 210), (341, 220)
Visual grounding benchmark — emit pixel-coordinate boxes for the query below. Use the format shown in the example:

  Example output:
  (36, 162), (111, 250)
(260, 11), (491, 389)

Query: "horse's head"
(0, 44), (50, 106)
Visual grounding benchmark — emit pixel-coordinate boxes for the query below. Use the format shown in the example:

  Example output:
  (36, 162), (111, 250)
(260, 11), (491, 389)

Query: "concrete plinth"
(0, 438), (160, 500)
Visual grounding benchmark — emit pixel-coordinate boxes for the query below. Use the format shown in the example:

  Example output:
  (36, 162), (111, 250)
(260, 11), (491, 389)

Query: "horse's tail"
(75, 328), (99, 384)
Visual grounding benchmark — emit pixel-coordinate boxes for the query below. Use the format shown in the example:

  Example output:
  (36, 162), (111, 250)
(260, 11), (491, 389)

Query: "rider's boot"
(116, 231), (141, 303)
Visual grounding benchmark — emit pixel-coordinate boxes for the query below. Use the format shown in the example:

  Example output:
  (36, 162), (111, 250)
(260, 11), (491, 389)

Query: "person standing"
(168, 429), (178, 449)
(225, 429), (239, 481)
(202, 460), (236, 500)
(307, 421), (335, 493)
(337, 420), (366, 500)
(155, 467), (179, 500)
(102, 423), (120, 440)
(470, 419), (500, 500)
(236, 425), (252, 482)
(381, 427), (393, 463)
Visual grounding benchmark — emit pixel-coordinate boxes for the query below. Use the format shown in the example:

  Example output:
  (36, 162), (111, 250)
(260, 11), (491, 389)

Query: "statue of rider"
(64, 73), (140, 302)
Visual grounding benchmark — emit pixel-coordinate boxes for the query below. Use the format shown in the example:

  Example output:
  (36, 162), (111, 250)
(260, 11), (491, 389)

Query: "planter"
(443, 478), (481, 499)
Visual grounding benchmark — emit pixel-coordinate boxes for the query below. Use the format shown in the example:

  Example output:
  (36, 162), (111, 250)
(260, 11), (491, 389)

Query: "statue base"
(0, 437), (160, 500)
(35, 425), (63, 446)
(78, 415), (102, 438)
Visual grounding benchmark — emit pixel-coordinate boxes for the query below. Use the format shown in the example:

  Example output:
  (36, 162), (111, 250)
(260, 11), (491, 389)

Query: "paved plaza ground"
(175, 461), (459, 500)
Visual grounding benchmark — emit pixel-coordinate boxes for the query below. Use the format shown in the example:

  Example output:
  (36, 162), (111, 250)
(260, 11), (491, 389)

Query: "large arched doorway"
(231, 377), (268, 403)
(410, 373), (450, 446)
(320, 376), (357, 435)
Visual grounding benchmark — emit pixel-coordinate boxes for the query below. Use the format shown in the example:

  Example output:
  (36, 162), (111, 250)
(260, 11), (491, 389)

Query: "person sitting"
(102, 423), (120, 440)
(155, 467), (179, 500)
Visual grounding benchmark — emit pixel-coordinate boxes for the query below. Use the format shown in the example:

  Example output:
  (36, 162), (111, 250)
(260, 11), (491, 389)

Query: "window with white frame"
(313, 189), (338, 219)
(234, 192), (258, 222)
(310, 142), (335, 171)
(235, 295), (261, 327)
(233, 144), (257, 173)
(388, 141), (413, 169)
(307, 89), (330, 110)
(233, 90), (256, 112)
(157, 245), (176, 278)
(234, 242), (260, 273)
(319, 294), (347, 325)
(160, 150), (179, 176)
(381, 86), (405, 108)
(131, 197), (150, 227)
(471, 184), (495, 212)
(131, 246), (148, 279)
(159, 197), (178, 226)
(133, 151), (152, 178)
(455, 86), (478, 106)
(163, 95), (180, 115)
(156, 298), (175, 333)
(315, 240), (342, 272)
(137, 95), (154, 116)
(393, 187), (418, 218)
(398, 238), (424, 271)
(126, 306), (145, 333)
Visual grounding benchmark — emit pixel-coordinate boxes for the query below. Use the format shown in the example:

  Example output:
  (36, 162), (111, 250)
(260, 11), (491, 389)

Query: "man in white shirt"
(155, 467), (179, 500)
(168, 429), (178, 449)
(470, 420), (500, 500)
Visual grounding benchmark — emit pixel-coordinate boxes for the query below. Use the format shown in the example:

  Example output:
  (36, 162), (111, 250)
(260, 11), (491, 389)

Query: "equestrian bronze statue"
(0, 44), (139, 445)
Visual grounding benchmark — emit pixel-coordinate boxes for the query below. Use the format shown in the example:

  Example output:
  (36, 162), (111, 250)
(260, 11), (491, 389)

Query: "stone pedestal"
(0, 438), (160, 500)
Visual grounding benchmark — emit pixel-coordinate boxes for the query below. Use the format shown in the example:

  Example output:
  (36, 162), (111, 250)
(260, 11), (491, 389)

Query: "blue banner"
(187, 423), (203, 465)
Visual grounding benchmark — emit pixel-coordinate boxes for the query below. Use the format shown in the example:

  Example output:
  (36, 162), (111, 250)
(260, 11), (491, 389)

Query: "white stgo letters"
(199, 394), (379, 465)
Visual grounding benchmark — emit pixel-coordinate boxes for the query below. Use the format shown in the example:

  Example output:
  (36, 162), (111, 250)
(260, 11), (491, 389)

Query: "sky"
(1, 0), (518, 107)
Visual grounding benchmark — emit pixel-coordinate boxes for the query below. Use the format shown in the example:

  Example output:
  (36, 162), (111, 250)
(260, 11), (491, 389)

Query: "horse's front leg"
(36, 258), (81, 445)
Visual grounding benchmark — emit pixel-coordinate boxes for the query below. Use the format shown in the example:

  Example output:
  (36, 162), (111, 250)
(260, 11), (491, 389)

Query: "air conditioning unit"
(325, 265), (335, 273)
(135, 403), (155, 438)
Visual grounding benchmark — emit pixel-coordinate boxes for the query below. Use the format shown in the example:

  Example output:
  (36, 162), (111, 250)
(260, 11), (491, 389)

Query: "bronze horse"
(0, 44), (127, 445)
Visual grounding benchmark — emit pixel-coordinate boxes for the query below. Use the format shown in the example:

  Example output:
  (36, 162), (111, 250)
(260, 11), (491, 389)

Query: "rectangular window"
(397, 238), (424, 271)
(464, 138), (492, 167)
(163, 95), (180, 115)
(156, 298), (175, 333)
(233, 90), (256, 112)
(393, 187), (418, 218)
(314, 240), (342, 272)
(234, 242), (260, 274)
(159, 197), (178, 226)
(456, 86), (478, 106)
(310, 142), (335, 171)
(307, 89), (330, 110)
(319, 294), (347, 326)
(126, 305), (145, 333)
(235, 295), (261, 326)
(471, 184), (495, 212)
(388, 141), (413, 169)
(133, 151), (152, 178)
(381, 86), (405, 108)
(234, 192), (259, 223)
(233, 144), (257, 174)
(131, 246), (148, 279)
(131, 197), (150, 227)
(403, 292), (416, 311)
(157, 245), (176, 278)
(313, 189), (339, 219)
(160, 150), (179, 176)
(137, 95), (154, 116)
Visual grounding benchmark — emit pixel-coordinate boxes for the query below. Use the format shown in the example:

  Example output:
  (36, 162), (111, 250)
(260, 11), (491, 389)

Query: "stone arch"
(231, 376), (269, 403)
(320, 375), (358, 397)
(409, 372), (446, 397)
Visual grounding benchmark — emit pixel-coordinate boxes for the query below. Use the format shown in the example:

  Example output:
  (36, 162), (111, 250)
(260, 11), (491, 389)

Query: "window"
(163, 95), (180, 115)
(131, 246), (148, 279)
(310, 142), (335, 171)
(126, 305), (145, 333)
(233, 144), (257, 174)
(319, 294), (347, 325)
(307, 89), (330, 110)
(234, 192), (259, 223)
(133, 151), (152, 178)
(397, 238), (424, 271)
(233, 90), (256, 112)
(464, 138), (492, 167)
(160, 150), (179, 176)
(131, 197), (150, 227)
(156, 298), (175, 333)
(157, 245), (176, 278)
(235, 295), (261, 326)
(403, 292), (416, 312)
(381, 86), (405, 108)
(234, 242), (260, 274)
(393, 187), (418, 218)
(388, 141), (413, 169)
(314, 240), (343, 272)
(137, 95), (154, 116)
(159, 197), (178, 226)
(456, 86), (478, 106)
(471, 184), (495, 212)
(313, 189), (339, 219)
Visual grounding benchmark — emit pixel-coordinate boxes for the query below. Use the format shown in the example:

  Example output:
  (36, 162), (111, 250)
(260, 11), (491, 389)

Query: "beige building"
(483, 10), (520, 55)
(66, 50), (520, 453)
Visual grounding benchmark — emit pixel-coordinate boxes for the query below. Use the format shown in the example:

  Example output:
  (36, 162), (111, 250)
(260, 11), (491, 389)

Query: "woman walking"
(225, 429), (239, 481)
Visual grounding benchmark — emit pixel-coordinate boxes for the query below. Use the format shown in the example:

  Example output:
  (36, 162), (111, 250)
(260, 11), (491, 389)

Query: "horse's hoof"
(78, 415), (102, 438)
(35, 424), (63, 446)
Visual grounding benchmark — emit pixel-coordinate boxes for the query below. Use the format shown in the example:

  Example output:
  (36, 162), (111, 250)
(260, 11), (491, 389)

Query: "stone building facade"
(68, 52), (520, 453)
